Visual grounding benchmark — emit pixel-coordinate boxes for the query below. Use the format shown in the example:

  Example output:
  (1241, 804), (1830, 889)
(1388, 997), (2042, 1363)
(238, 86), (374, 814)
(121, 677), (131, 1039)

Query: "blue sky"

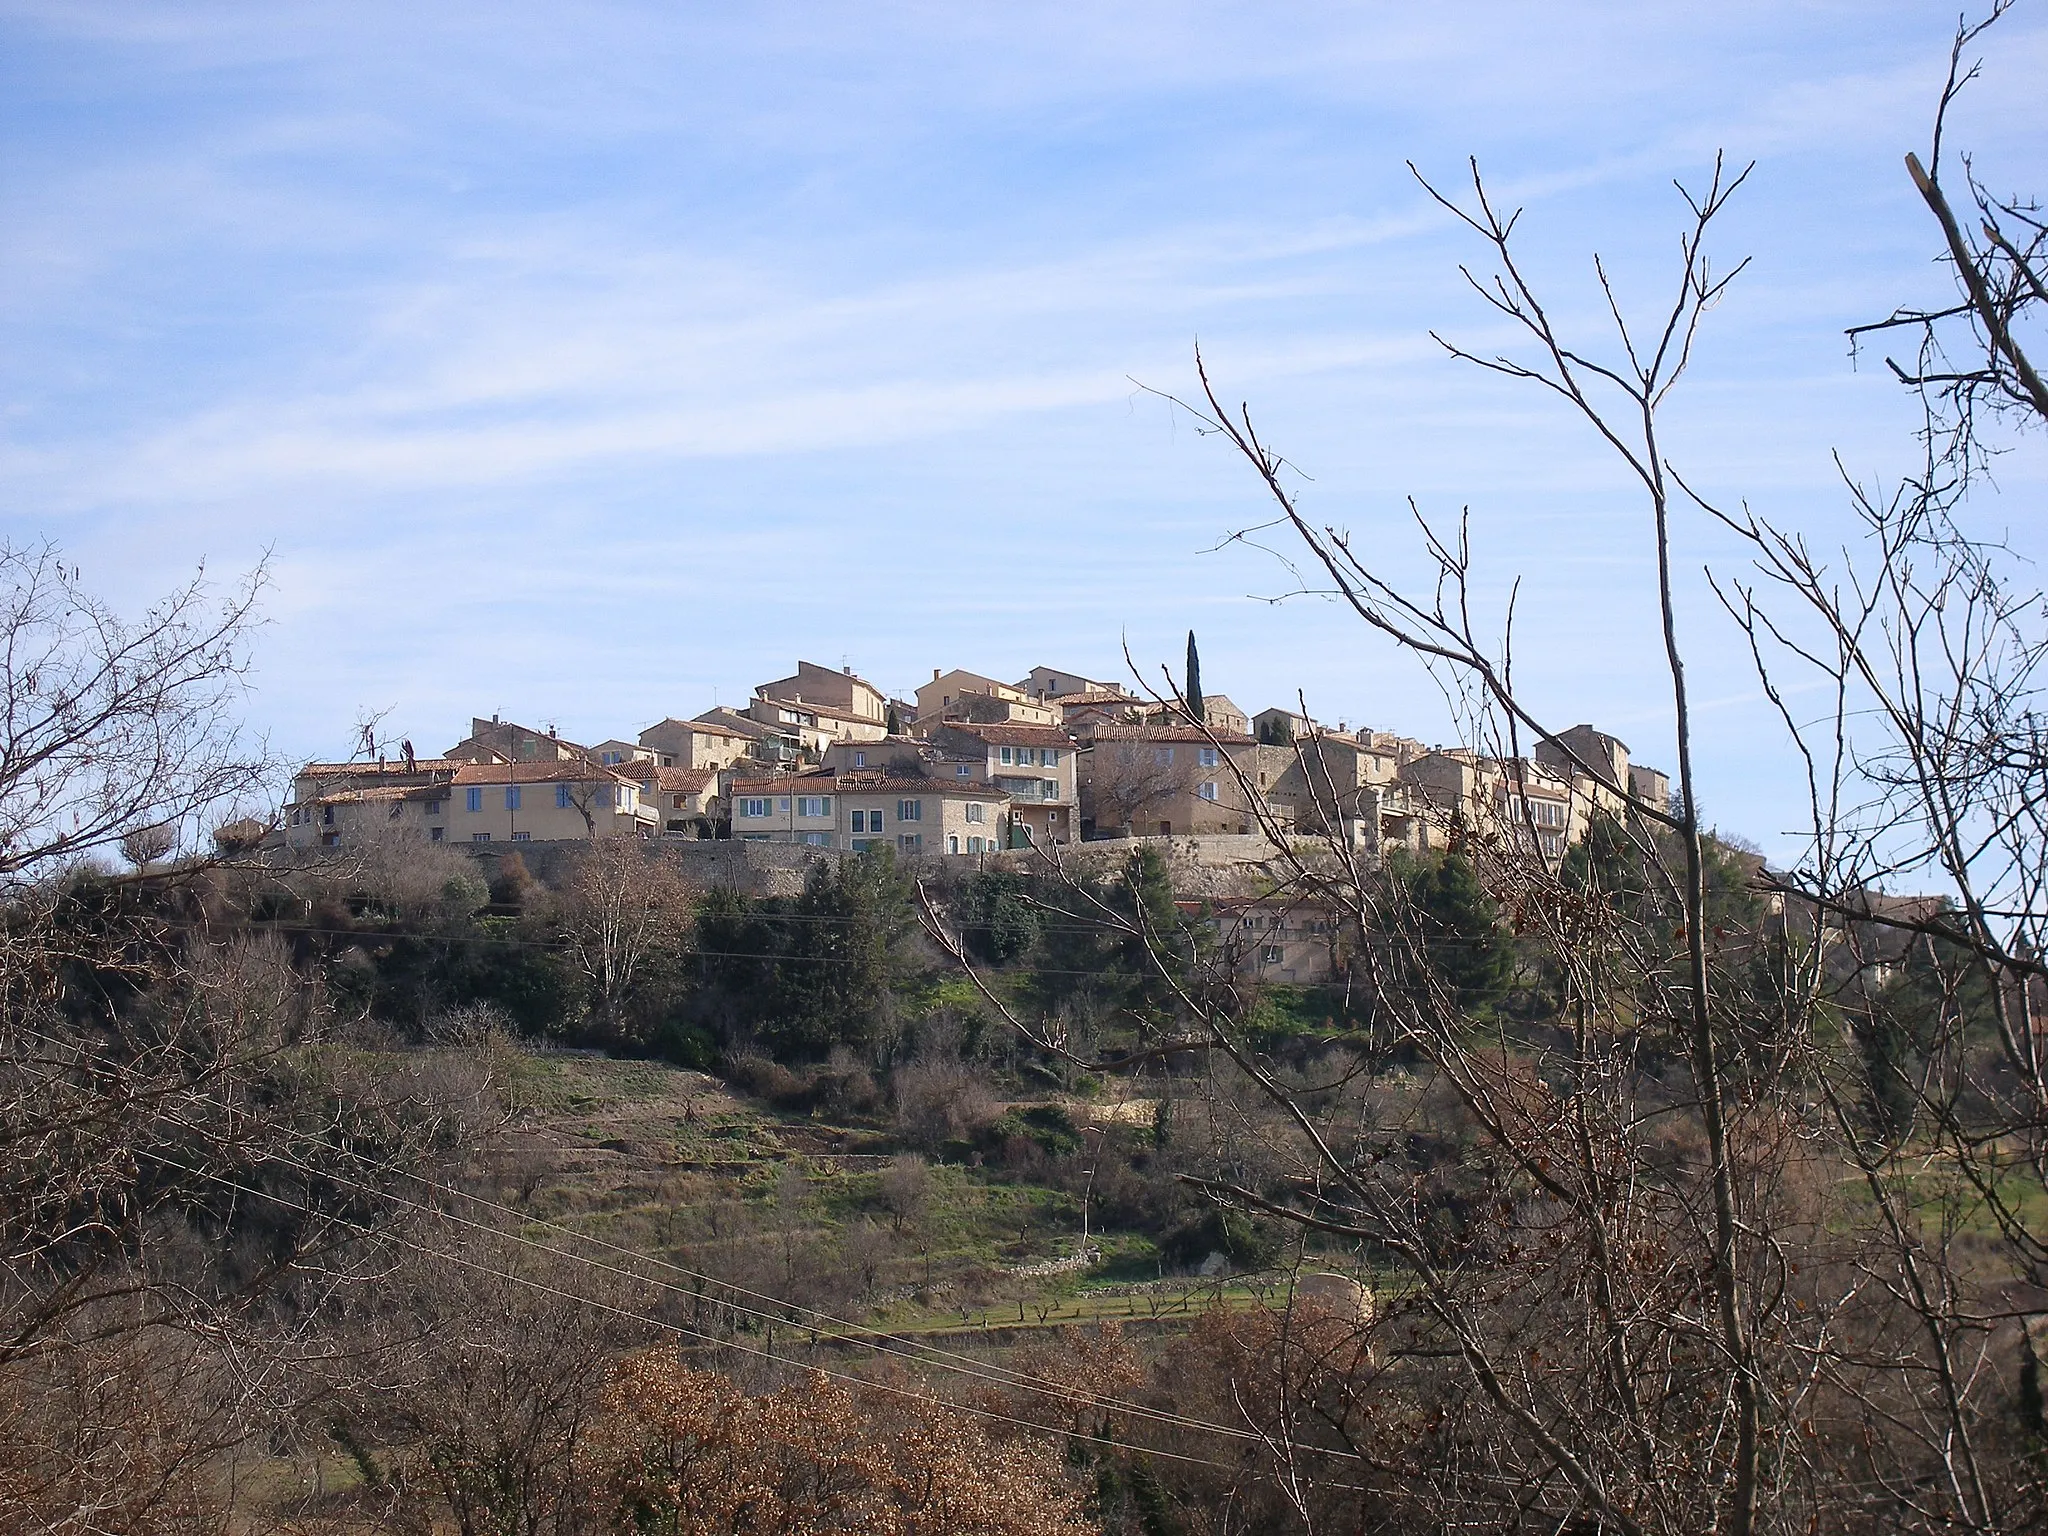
(3, 2), (2043, 859)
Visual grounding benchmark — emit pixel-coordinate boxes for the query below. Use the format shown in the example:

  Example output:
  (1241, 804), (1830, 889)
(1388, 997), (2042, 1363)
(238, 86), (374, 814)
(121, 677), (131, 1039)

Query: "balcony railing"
(995, 776), (1065, 801)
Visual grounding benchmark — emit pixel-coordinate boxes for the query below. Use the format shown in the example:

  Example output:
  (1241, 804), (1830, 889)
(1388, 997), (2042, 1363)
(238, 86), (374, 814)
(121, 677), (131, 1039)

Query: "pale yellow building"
(1209, 896), (1348, 985)
(1140, 695), (1251, 737)
(443, 716), (588, 764)
(927, 722), (1078, 847)
(747, 694), (885, 752)
(1049, 689), (1140, 732)
(287, 759), (655, 849)
(914, 669), (1057, 729)
(1079, 724), (1272, 837)
(728, 771), (1011, 854)
(610, 761), (721, 835)
(638, 715), (761, 771)
(752, 661), (890, 743)
(1017, 666), (1131, 702)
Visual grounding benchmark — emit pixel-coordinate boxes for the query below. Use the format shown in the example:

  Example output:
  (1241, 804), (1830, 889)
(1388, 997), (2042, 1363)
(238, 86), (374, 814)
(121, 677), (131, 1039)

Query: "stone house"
(727, 771), (1012, 855)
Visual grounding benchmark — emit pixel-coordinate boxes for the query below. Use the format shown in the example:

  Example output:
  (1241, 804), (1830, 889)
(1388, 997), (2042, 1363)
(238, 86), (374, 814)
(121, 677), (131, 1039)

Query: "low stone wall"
(278, 826), (1322, 900)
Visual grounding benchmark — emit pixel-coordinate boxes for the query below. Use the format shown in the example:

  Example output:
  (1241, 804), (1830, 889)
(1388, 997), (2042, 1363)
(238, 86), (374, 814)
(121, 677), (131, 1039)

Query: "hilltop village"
(290, 657), (1668, 868)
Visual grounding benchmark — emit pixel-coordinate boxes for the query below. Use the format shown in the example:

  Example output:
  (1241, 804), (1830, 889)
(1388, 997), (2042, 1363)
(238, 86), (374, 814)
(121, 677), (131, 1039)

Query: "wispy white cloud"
(6, 0), (2044, 861)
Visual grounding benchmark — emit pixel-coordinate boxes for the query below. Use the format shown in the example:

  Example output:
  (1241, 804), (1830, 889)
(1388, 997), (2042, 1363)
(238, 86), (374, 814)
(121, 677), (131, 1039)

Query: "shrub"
(1162, 1207), (1282, 1272)
(893, 1058), (997, 1152)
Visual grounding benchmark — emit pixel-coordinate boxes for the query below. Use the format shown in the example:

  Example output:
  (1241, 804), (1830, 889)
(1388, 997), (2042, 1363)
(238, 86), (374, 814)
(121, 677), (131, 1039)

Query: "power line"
(136, 1145), (1376, 1492)
(266, 1126), (1374, 1462)
(6, 1026), (1372, 1465)
(227, 921), (1407, 991)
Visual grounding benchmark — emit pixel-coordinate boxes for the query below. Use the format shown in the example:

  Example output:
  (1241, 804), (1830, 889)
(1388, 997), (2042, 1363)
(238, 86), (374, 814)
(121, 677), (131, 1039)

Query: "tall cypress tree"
(1186, 629), (1205, 725)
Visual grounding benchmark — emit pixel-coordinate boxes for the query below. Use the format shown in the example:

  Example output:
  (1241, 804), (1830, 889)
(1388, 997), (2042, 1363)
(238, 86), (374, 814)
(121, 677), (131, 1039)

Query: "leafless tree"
(0, 543), (272, 889)
(556, 837), (694, 1040)
(1084, 735), (1196, 836)
(915, 17), (2048, 1533)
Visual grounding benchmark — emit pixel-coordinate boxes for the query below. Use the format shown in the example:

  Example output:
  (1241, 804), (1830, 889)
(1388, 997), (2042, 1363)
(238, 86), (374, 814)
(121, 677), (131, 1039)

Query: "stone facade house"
(1079, 723), (1268, 837)
(927, 722), (1078, 847)
(728, 771), (1012, 855)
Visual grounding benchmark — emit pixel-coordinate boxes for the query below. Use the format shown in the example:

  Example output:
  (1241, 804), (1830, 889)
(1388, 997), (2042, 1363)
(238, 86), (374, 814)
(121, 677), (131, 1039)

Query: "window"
(965, 802), (984, 824)
(466, 787), (483, 813)
(601, 750), (622, 765)
(322, 805), (334, 824)
(797, 796), (830, 818)
(472, 832), (492, 842)
(740, 797), (772, 818)
(999, 746), (1014, 765)
(850, 809), (867, 833)
(511, 831), (531, 842)
(321, 831), (340, 847)
(1199, 781), (1218, 801)
(557, 784), (573, 809)
(967, 836), (984, 853)
(778, 797), (791, 812)
(897, 799), (922, 821)
(1155, 746), (1174, 765)
(1260, 945), (1283, 964)
(955, 764), (971, 778)
(429, 826), (444, 842)
(620, 785), (635, 808)
(799, 831), (830, 847)
(1042, 780), (1057, 800)
(672, 794), (686, 809)
(1045, 748), (1059, 765)
(948, 835), (960, 854)
(898, 833), (922, 852)
(1199, 747), (1218, 768)
(425, 799), (441, 817)
(854, 751), (866, 767)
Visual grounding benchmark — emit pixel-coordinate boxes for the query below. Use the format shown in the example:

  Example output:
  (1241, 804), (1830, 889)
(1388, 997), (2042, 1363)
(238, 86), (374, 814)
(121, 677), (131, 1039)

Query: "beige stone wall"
(1082, 737), (1268, 836)
(757, 661), (888, 724)
(289, 775), (654, 850)
(638, 720), (755, 771)
(732, 780), (1010, 854)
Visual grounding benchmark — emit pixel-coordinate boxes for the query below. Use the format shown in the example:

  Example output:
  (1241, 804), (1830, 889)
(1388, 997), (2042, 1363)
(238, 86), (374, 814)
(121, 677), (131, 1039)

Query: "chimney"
(843, 665), (852, 675)
(932, 668), (941, 681)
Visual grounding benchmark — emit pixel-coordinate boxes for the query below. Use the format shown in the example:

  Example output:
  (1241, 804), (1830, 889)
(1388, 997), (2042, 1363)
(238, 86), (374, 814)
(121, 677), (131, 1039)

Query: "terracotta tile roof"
(1049, 690), (1134, 707)
(609, 761), (717, 794)
(729, 772), (1010, 800)
(753, 694), (885, 727)
(1088, 724), (1256, 746)
(692, 708), (783, 740)
(653, 715), (750, 740)
(935, 723), (1074, 747)
(297, 785), (417, 806)
(298, 759), (460, 777)
(450, 761), (634, 786)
